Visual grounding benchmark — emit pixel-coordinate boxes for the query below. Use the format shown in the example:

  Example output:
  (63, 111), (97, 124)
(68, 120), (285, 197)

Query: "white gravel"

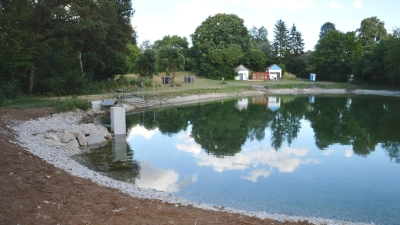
(11, 90), (392, 225)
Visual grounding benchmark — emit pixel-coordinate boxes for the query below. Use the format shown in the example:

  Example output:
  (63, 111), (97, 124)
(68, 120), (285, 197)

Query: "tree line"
(1, 3), (399, 104)
(0, 0), (137, 102)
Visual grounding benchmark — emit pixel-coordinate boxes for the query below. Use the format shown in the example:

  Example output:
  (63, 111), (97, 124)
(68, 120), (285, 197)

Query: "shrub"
(53, 96), (91, 113)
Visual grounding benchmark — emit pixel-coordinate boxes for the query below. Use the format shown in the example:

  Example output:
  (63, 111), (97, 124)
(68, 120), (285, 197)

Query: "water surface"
(75, 95), (400, 224)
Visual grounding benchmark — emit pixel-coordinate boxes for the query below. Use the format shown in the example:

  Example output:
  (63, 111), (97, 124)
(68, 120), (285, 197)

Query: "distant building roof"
(267, 64), (282, 71)
(235, 64), (249, 72)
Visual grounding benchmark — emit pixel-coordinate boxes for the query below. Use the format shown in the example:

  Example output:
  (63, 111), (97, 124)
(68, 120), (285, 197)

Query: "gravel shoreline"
(12, 89), (394, 225)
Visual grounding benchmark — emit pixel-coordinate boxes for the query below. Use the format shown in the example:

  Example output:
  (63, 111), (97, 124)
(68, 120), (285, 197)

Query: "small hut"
(235, 64), (249, 80)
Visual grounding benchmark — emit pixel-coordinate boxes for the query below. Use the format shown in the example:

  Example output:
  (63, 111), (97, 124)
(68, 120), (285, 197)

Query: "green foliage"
(286, 24), (305, 72)
(354, 36), (400, 85)
(158, 48), (185, 83)
(247, 48), (268, 71)
(135, 49), (158, 78)
(278, 63), (287, 76)
(53, 97), (91, 113)
(190, 13), (251, 79)
(154, 35), (189, 50)
(0, 0), (136, 97)
(318, 22), (336, 42)
(272, 19), (290, 62)
(357, 16), (387, 52)
(208, 44), (244, 79)
(311, 30), (363, 82)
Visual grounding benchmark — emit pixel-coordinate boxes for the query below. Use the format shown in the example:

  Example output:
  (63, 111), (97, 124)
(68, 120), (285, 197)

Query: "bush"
(53, 96), (91, 113)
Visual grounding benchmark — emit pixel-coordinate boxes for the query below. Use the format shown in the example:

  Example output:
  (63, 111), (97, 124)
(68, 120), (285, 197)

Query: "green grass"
(1, 95), (91, 113)
(2, 72), (399, 111)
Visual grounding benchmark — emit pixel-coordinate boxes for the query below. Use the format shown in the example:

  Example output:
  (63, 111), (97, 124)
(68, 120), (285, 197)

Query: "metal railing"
(115, 87), (177, 110)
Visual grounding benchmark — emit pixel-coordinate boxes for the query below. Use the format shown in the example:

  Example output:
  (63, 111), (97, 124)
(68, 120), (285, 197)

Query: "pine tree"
(272, 19), (290, 63)
(289, 24), (305, 57)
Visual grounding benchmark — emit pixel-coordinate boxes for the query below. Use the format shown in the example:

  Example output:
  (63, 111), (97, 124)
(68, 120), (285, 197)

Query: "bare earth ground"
(0, 109), (311, 225)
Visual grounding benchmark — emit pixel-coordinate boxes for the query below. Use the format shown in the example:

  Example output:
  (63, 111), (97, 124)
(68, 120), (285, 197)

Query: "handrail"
(115, 87), (177, 110)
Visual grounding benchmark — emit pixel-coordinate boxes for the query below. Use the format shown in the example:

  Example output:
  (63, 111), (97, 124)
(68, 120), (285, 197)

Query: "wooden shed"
(252, 72), (268, 80)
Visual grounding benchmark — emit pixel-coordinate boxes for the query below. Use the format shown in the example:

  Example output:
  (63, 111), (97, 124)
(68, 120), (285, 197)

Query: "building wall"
(235, 70), (249, 80)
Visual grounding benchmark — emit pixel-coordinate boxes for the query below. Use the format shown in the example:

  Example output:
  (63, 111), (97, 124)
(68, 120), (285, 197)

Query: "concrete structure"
(235, 64), (249, 80)
(110, 106), (126, 135)
(91, 100), (102, 112)
(266, 64), (282, 80)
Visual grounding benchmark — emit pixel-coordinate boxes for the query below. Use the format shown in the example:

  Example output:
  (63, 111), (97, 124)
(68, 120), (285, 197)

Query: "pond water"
(74, 95), (400, 224)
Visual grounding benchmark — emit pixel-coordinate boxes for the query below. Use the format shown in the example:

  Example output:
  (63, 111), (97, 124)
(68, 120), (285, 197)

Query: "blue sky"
(131, 0), (398, 51)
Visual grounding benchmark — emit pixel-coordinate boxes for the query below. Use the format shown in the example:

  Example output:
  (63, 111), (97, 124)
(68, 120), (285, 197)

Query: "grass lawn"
(1, 72), (397, 111)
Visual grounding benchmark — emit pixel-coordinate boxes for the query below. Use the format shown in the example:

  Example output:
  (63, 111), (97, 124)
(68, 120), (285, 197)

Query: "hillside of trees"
(1, 2), (399, 104)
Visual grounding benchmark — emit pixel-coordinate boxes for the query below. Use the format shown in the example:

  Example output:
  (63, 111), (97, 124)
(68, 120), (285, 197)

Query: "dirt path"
(0, 109), (311, 225)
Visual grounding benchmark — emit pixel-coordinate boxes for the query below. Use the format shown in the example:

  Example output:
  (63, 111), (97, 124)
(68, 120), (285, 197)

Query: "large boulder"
(77, 132), (88, 146)
(61, 132), (75, 143)
(67, 126), (82, 138)
(80, 123), (98, 136)
(87, 132), (107, 146)
(97, 125), (110, 138)
(65, 140), (81, 154)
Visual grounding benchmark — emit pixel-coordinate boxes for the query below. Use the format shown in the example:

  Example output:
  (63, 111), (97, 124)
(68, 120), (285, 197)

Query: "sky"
(131, 0), (398, 51)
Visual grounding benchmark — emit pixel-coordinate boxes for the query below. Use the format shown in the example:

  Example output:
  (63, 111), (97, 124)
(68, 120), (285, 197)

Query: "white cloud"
(127, 125), (158, 140)
(176, 143), (202, 155)
(195, 146), (319, 175)
(242, 168), (272, 182)
(135, 161), (197, 192)
(345, 149), (353, 157)
(238, 0), (316, 12)
(322, 149), (334, 156)
(176, 129), (202, 155)
(330, 2), (342, 9)
(353, 1), (362, 9)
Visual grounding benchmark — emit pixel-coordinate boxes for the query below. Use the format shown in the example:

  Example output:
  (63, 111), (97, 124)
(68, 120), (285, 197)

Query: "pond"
(74, 95), (400, 225)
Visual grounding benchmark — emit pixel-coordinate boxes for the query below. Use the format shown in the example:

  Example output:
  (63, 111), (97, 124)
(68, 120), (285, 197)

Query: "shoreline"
(12, 89), (396, 225)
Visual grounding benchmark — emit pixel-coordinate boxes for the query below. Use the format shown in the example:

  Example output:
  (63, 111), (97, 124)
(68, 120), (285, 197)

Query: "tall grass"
(1, 95), (91, 113)
(52, 96), (91, 113)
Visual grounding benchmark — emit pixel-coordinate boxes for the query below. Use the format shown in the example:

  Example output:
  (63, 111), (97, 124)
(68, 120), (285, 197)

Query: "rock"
(106, 134), (113, 141)
(87, 132), (106, 146)
(81, 115), (92, 123)
(86, 109), (96, 117)
(61, 132), (75, 143)
(44, 134), (61, 142)
(65, 140), (81, 154)
(97, 125), (110, 138)
(77, 132), (88, 146)
(45, 139), (66, 147)
(56, 128), (65, 133)
(80, 123), (97, 136)
(68, 126), (81, 138)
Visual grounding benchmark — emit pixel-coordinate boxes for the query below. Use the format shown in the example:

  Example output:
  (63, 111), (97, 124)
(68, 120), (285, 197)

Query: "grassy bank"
(1, 72), (397, 111)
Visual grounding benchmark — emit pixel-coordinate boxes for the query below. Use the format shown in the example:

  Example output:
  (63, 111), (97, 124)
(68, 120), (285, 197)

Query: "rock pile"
(44, 123), (113, 154)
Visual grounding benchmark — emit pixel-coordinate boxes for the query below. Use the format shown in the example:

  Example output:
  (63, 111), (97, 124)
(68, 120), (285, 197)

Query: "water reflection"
(123, 95), (400, 160)
(113, 134), (128, 162)
(135, 161), (197, 192)
(77, 95), (400, 224)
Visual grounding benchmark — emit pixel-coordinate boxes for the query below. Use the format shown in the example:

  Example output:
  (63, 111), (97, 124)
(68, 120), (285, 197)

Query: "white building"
(235, 64), (249, 80)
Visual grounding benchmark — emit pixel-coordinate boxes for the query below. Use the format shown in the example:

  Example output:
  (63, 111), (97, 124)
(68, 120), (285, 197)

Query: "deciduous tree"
(190, 13), (250, 79)
(318, 22), (336, 43)
(357, 16), (387, 52)
(158, 48), (185, 84)
(311, 30), (363, 81)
